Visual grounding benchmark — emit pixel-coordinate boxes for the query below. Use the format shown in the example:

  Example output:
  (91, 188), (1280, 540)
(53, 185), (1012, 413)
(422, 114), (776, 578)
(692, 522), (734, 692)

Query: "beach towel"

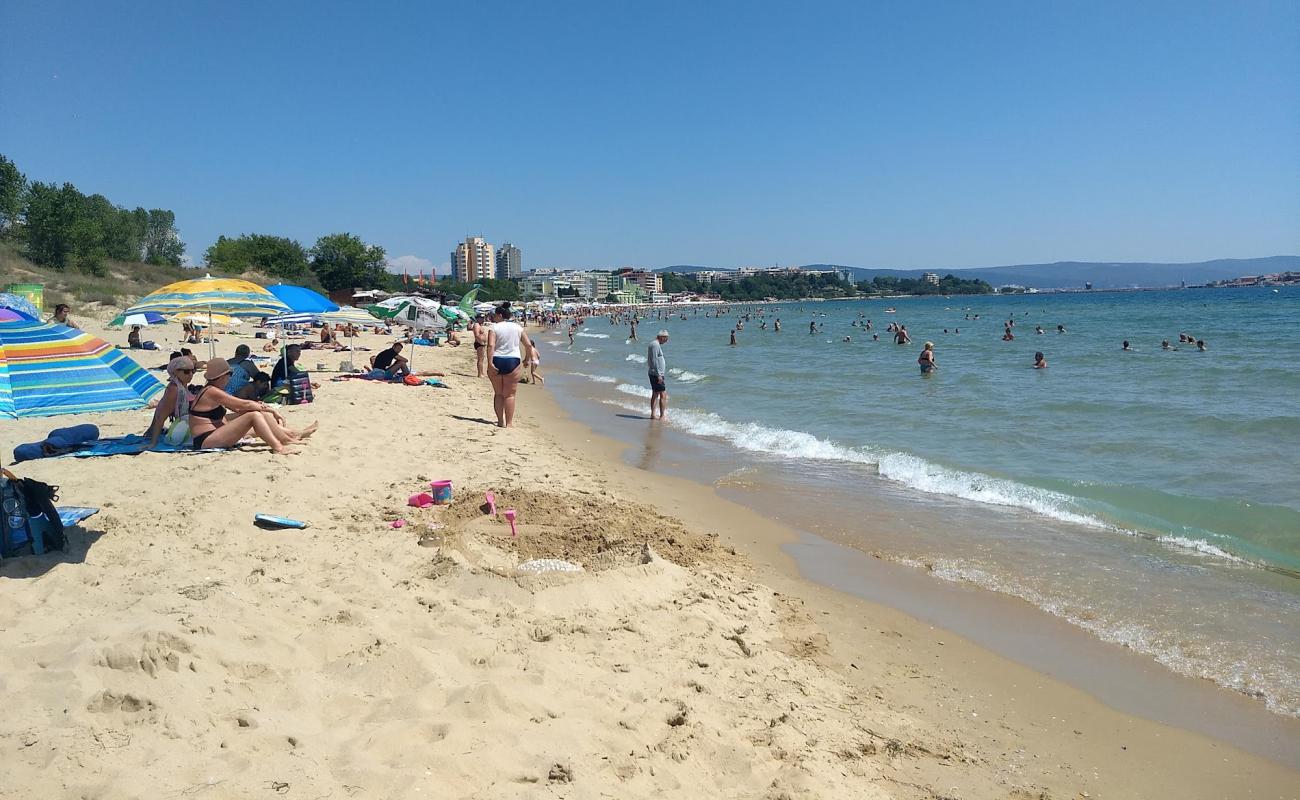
(57, 506), (100, 527)
(36, 434), (224, 459)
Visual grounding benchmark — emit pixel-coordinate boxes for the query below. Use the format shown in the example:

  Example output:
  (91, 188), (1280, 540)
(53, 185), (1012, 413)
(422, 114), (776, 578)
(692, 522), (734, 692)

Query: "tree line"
(0, 153), (184, 273)
(660, 271), (992, 299)
(205, 232), (390, 293)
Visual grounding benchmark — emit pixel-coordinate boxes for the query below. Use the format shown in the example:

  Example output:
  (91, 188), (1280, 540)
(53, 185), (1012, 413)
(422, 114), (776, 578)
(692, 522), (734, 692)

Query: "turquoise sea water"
(539, 287), (1300, 716)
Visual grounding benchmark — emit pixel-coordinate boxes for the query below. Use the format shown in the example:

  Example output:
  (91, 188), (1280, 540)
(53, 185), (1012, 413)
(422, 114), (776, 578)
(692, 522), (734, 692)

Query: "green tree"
(206, 233), (309, 279)
(22, 181), (80, 268)
(0, 154), (26, 238)
(309, 232), (387, 291)
(143, 209), (185, 266)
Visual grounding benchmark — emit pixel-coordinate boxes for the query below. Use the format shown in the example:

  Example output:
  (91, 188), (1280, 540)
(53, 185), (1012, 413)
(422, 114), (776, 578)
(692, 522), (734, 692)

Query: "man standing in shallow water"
(647, 329), (669, 420)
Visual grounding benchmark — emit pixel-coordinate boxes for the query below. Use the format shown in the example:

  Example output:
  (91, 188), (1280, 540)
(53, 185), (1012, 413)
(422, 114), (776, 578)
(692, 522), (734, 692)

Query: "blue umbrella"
(0, 293), (41, 320)
(266, 285), (339, 314)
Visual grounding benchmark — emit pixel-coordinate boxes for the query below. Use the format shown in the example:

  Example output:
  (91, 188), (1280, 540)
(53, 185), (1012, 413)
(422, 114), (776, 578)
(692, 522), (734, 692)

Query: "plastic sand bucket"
(408, 493), (434, 508)
(430, 480), (453, 504)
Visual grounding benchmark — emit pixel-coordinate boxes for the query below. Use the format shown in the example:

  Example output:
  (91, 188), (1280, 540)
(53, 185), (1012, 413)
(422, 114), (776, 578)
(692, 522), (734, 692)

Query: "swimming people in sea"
(1196, 339), (1207, 351)
(809, 320), (816, 334)
(918, 342), (937, 374)
(774, 319), (781, 332)
(843, 336), (851, 343)
(1002, 326), (1015, 341)
(1162, 339), (1172, 350)
(894, 325), (911, 345)
(1035, 325), (1044, 334)
(1057, 325), (1066, 334)
(872, 333), (879, 341)
(1122, 340), (1131, 351)
(729, 329), (737, 346)
(1034, 351), (1047, 369)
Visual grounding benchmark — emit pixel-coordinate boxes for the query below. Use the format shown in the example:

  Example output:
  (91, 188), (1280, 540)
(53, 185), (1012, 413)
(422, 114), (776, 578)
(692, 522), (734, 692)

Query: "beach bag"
(287, 373), (314, 405)
(164, 416), (192, 446)
(403, 374), (423, 386)
(1, 471), (65, 558)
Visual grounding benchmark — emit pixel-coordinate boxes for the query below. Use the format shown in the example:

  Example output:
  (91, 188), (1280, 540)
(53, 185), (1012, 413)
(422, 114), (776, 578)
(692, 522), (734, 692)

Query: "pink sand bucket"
(430, 480), (453, 505)
(408, 493), (434, 508)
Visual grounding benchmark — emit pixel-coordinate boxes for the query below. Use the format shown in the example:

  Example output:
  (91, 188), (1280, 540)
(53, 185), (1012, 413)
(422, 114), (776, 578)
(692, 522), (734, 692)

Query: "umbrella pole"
(207, 305), (216, 361)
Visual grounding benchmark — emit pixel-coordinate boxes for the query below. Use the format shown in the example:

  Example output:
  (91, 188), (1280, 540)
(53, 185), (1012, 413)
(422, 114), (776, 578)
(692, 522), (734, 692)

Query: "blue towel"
(57, 507), (100, 527)
(51, 434), (220, 459)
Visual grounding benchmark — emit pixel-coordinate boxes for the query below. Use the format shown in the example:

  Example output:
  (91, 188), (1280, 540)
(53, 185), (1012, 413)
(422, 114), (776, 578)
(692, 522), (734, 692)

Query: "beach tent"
(124, 275), (290, 357)
(266, 284), (339, 314)
(0, 313), (163, 418)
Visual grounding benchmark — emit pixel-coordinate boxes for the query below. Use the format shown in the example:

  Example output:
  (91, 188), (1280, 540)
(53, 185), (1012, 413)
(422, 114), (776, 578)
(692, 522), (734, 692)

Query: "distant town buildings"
(452, 236), (495, 283)
(922, 272), (940, 285)
(1211, 271), (1299, 288)
(496, 242), (522, 280)
(687, 266), (843, 284)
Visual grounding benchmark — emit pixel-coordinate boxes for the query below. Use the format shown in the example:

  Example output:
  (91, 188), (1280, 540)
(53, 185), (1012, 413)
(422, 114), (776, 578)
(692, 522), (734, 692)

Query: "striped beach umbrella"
(124, 275), (290, 319)
(0, 293), (41, 320)
(319, 306), (379, 326)
(0, 316), (163, 418)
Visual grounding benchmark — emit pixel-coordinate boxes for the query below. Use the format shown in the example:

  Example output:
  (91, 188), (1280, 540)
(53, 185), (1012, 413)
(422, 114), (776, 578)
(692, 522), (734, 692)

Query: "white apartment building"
(452, 237), (496, 283)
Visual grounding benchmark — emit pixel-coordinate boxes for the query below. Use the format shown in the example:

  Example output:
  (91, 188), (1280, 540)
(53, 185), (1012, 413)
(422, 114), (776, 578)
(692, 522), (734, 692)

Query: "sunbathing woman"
(153, 358), (317, 454)
(145, 356), (200, 447)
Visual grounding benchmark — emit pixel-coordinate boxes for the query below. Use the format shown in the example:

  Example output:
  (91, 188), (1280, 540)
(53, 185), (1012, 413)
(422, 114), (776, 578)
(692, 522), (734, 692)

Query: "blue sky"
(2, 1), (1296, 273)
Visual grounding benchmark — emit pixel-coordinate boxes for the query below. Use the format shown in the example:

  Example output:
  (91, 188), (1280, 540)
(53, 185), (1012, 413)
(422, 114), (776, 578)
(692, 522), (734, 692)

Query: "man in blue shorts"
(647, 329), (669, 420)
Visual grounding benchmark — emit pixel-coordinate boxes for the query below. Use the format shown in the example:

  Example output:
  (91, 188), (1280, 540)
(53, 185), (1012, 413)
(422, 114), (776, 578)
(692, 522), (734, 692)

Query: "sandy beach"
(2, 316), (1297, 800)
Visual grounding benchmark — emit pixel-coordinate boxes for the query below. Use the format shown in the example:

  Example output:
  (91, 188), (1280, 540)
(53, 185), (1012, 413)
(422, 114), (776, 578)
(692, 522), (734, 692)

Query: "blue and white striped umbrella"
(265, 312), (320, 325)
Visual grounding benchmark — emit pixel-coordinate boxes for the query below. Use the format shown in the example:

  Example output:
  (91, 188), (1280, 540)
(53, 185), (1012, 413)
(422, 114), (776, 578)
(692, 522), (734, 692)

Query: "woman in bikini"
(147, 358), (317, 454)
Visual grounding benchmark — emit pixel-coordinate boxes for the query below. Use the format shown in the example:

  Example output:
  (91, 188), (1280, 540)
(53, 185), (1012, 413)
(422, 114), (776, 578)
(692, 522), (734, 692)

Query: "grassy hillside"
(0, 243), (289, 318)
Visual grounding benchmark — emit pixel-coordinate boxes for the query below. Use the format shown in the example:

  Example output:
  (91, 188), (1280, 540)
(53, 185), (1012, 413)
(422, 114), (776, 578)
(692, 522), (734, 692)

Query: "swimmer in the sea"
(730, 329), (737, 346)
(1196, 339), (1207, 351)
(894, 325), (911, 345)
(1034, 351), (1047, 369)
(1057, 324), (1066, 333)
(1122, 340), (1131, 351)
(1035, 325), (1044, 334)
(918, 341), (937, 374)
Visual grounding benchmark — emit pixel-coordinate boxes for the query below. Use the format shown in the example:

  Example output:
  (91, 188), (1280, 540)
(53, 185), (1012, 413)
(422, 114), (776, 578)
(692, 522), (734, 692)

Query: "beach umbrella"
(265, 312), (319, 326)
(0, 315), (163, 419)
(125, 275), (288, 357)
(0, 293), (40, 320)
(125, 275), (290, 319)
(266, 284), (339, 314)
(320, 306), (379, 326)
(109, 311), (167, 327)
(172, 312), (242, 326)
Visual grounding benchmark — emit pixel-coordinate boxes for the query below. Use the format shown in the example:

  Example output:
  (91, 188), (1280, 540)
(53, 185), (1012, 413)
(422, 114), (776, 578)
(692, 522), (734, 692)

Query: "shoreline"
(529, 354), (1300, 772)
(1, 318), (1296, 798)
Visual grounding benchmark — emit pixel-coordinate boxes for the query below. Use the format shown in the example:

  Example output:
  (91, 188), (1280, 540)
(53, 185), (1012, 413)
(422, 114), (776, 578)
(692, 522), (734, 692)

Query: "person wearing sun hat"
(174, 357), (318, 454)
(647, 329), (669, 420)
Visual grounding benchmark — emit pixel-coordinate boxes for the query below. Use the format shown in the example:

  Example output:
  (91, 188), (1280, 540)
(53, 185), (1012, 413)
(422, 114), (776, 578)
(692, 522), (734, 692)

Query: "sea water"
(538, 287), (1300, 716)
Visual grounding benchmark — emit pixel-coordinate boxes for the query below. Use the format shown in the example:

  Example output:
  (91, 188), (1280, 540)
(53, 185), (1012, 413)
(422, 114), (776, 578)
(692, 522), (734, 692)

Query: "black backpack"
(1, 473), (65, 559)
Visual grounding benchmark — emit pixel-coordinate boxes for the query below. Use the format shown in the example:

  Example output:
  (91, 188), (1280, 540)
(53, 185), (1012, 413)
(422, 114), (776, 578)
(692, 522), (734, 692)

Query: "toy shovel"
(504, 508), (517, 537)
(485, 491), (497, 516)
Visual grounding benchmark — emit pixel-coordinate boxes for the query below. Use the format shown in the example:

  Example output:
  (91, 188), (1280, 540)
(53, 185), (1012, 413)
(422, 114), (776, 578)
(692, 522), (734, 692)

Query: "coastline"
(528, 357), (1300, 777)
(0, 318), (1295, 798)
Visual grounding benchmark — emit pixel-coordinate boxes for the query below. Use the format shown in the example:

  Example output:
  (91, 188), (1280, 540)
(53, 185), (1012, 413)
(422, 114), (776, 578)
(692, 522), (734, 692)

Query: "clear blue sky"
(2, 1), (1296, 273)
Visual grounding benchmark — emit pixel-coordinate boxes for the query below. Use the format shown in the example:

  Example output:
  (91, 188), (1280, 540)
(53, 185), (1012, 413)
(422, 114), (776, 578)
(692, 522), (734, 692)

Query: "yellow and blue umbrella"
(0, 314), (163, 418)
(124, 275), (290, 319)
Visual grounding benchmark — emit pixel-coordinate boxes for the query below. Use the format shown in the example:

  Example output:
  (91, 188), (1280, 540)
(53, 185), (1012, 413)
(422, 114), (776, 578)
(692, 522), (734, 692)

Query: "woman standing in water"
(918, 341), (937, 375)
(487, 302), (534, 428)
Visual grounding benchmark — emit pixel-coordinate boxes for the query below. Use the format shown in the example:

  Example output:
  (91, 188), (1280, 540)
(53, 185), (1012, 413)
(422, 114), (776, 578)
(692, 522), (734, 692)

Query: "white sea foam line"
(625, 353), (647, 364)
(582, 347), (596, 353)
(908, 556), (1296, 717)
(576, 331), (609, 338)
(616, 383), (653, 399)
(668, 368), (707, 382)
(592, 396), (1257, 570)
(570, 372), (617, 384)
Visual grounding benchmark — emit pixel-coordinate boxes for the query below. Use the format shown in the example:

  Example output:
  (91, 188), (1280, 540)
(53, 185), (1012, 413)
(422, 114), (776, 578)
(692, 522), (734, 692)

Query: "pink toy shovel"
(504, 508), (518, 537)
(485, 491), (497, 516)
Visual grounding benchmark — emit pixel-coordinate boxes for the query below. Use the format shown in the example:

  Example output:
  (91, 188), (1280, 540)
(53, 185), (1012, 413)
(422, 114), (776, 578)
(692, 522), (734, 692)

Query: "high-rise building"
(496, 243), (522, 280)
(451, 237), (495, 284)
(923, 272), (940, 285)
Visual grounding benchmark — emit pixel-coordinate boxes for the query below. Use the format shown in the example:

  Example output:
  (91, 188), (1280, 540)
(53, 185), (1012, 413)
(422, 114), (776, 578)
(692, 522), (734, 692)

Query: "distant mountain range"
(656, 256), (1300, 289)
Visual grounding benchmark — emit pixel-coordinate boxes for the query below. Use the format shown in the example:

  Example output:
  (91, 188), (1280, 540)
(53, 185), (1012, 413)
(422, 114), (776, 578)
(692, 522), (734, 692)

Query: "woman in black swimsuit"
(188, 358), (318, 454)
